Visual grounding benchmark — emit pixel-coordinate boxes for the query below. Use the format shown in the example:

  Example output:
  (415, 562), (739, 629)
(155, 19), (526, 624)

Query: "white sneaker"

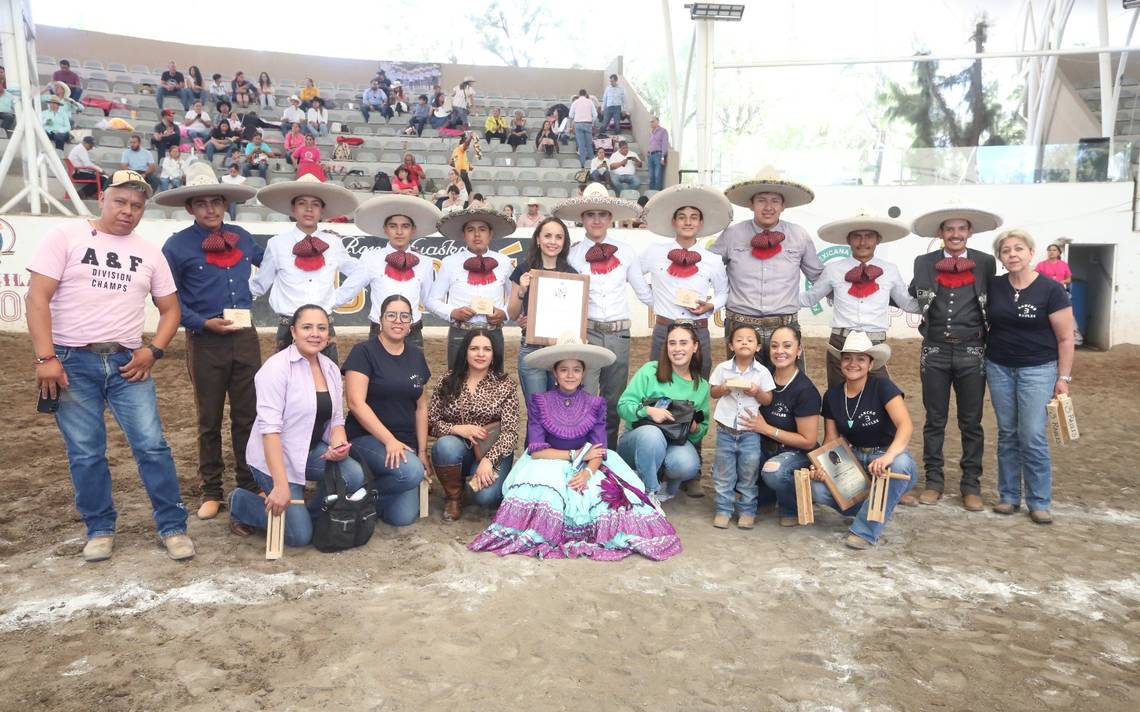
(648, 491), (667, 516)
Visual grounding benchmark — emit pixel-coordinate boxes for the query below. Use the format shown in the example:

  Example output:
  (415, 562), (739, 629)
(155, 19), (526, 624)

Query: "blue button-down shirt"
(162, 221), (264, 333)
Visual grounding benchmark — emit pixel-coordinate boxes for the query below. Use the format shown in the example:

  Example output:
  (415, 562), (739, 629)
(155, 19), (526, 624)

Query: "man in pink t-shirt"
(26, 170), (195, 563)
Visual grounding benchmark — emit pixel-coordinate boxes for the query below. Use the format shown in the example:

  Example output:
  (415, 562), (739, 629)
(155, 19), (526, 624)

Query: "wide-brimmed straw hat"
(436, 207), (516, 241)
(643, 184), (733, 238)
(911, 204), (1003, 238)
(355, 194), (441, 238)
(524, 332), (616, 371)
(827, 331), (892, 370)
(154, 162), (257, 207)
(552, 182), (641, 223)
(723, 165), (814, 208)
(817, 209), (910, 245)
(256, 174), (358, 218)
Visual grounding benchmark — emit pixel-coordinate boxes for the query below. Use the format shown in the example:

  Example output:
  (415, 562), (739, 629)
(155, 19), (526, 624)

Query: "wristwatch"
(147, 345), (165, 360)
(1059, 375), (1072, 383)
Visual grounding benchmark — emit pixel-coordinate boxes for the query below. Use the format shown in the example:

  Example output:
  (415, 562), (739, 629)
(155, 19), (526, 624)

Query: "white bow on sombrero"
(523, 332), (616, 371)
(355, 194), (442, 239)
(256, 174), (359, 218)
(910, 202), (1003, 238)
(643, 184), (733, 238)
(552, 182), (641, 223)
(153, 162), (257, 207)
(817, 209), (910, 245)
(724, 165), (815, 209)
(436, 207), (516, 242)
(827, 330), (892, 370)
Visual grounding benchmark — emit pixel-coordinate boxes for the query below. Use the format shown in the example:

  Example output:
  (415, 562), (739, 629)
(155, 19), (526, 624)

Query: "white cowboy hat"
(643, 184), (733, 238)
(817, 209), (910, 245)
(436, 207), (516, 242)
(910, 204), (1003, 238)
(288, 94), (300, 103)
(462, 75), (477, 83)
(355, 194), (441, 239)
(552, 182), (641, 223)
(390, 80), (402, 88)
(827, 330), (892, 370)
(256, 174), (359, 218)
(723, 165), (814, 209)
(524, 332), (616, 371)
(153, 162), (257, 207)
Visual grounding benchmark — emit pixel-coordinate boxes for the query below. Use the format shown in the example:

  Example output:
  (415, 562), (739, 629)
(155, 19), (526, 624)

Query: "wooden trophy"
(794, 468), (814, 525)
(266, 512), (285, 560)
(866, 471), (912, 523)
(419, 480), (430, 518)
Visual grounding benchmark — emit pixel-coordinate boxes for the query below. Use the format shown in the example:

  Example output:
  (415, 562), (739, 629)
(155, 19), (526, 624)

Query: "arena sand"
(0, 332), (1137, 711)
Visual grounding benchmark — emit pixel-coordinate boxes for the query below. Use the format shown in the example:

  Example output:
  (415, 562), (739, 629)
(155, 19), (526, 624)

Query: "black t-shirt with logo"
(161, 70), (185, 86)
(759, 371), (821, 453)
(986, 274), (1071, 368)
(342, 339), (430, 446)
(822, 377), (904, 449)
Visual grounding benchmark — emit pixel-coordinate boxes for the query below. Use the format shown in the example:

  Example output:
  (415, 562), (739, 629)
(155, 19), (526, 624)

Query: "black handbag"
(634, 397), (698, 446)
(311, 459), (377, 553)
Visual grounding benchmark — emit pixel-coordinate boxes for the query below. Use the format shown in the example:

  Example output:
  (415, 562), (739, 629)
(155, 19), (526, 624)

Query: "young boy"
(708, 324), (776, 529)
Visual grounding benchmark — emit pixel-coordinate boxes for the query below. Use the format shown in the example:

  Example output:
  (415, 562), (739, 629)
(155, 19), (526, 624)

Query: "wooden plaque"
(674, 288), (702, 310)
(725, 377), (752, 390)
(794, 468), (814, 525)
(223, 308), (252, 328)
(524, 270), (590, 346)
(470, 296), (494, 316)
(808, 438), (870, 511)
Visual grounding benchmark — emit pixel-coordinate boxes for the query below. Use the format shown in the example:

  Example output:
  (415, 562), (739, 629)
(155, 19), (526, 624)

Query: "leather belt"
(832, 328), (886, 342)
(718, 422), (747, 436)
(451, 320), (501, 331)
(928, 330), (984, 345)
(656, 316), (708, 329)
(77, 342), (129, 355)
(726, 310), (797, 328)
(588, 319), (631, 333)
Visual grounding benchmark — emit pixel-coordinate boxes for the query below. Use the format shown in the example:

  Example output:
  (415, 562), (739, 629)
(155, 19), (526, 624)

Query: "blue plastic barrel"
(1069, 279), (1090, 335)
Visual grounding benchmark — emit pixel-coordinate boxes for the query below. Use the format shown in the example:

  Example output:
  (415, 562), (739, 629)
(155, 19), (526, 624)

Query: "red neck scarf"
(463, 254), (499, 285)
(201, 230), (243, 269)
(750, 229), (785, 260)
(384, 250), (420, 281)
(935, 255), (976, 289)
(584, 242), (621, 275)
(666, 247), (702, 278)
(292, 234), (330, 271)
(844, 261), (883, 298)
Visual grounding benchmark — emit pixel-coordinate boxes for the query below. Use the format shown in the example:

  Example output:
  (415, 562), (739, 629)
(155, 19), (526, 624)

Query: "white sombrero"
(524, 332), (616, 371)
(911, 204), (1003, 238)
(724, 165), (815, 209)
(827, 330), (892, 370)
(256, 174), (359, 218)
(552, 182), (641, 223)
(643, 184), (733, 238)
(817, 209), (910, 245)
(436, 207), (516, 242)
(355, 194), (442, 239)
(153, 162), (257, 207)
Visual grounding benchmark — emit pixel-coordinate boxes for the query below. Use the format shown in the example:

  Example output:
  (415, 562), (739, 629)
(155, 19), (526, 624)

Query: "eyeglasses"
(382, 311), (413, 323)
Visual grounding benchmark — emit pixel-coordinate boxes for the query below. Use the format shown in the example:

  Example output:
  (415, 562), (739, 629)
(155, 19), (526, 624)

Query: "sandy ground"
(0, 330), (1138, 711)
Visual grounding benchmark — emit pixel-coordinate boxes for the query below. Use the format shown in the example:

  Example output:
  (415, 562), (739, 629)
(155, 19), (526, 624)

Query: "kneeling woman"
(469, 336), (681, 560)
(230, 305), (364, 546)
(813, 331), (917, 550)
(428, 329), (519, 521)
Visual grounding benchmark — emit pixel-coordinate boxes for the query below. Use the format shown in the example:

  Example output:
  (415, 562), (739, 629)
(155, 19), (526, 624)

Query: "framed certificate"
(524, 270), (590, 346)
(808, 438), (869, 510)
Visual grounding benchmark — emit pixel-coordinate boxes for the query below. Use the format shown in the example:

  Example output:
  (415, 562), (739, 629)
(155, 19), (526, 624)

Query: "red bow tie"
(463, 255), (499, 285)
(384, 250), (420, 281)
(201, 230), (243, 268)
(934, 255), (976, 289)
(584, 242), (621, 275)
(844, 262), (883, 298)
(666, 247), (702, 278)
(292, 235), (330, 271)
(750, 230), (785, 260)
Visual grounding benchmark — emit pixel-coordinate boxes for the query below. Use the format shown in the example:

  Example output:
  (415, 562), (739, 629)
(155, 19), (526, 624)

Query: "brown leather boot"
(435, 463), (464, 522)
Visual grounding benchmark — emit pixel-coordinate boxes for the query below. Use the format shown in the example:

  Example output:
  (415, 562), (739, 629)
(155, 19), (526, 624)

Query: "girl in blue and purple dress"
(469, 338), (681, 560)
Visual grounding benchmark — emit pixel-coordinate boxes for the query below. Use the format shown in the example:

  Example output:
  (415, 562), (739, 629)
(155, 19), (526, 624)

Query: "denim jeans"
(808, 448), (917, 545)
(430, 435), (512, 508)
(648, 152), (664, 190)
(617, 425), (701, 495)
(158, 177), (182, 192)
(601, 105), (621, 133)
(205, 141), (234, 163)
(517, 343), (555, 409)
(986, 360), (1057, 511)
(361, 103), (392, 122)
(612, 174), (641, 192)
(408, 116), (427, 135)
(230, 443), (365, 547)
(156, 86), (192, 111)
(243, 162), (268, 180)
(53, 347), (187, 539)
(759, 450), (813, 518)
(304, 123), (329, 138)
(574, 122), (593, 167)
(186, 127), (210, 142)
(712, 427), (763, 515)
(349, 435), (425, 526)
(453, 107), (469, 127)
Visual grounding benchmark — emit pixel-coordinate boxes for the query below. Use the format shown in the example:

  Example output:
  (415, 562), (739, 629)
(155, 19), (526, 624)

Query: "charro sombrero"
(436, 207), (516, 242)
(724, 165), (814, 209)
(552, 182), (641, 223)
(256, 174), (358, 218)
(643, 184), (733, 238)
(911, 204), (1003, 237)
(153, 162), (257, 207)
(524, 333), (616, 371)
(355, 194), (442, 239)
(817, 209), (910, 245)
(827, 330), (892, 370)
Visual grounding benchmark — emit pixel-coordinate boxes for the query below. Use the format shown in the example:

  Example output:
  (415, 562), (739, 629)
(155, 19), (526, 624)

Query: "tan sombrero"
(817, 209), (910, 245)
(724, 165), (815, 208)
(154, 162), (257, 207)
(256, 174), (358, 218)
(524, 333), (616, 371)
(911, 204), (1003, 238)
(643, 184), (733, 238)
(436, 207), (516, 242)
(355, 194), (442, 238)
(552, 182), (641, 223)
(827, 330), (892, 370)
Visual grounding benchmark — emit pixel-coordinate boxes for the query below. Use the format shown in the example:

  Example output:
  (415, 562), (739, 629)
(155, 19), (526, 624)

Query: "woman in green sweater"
(617, 322), (711, 506)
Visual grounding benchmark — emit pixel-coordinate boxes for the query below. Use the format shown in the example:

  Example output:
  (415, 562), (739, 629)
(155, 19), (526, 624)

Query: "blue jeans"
(617, 425), (701, 495)
(759, 450), (813, 517)
(648, 152), (664, 190)
(349, 435), (425, 526)
(574, 122), (593, 167)
(186, 127), (210, 142)
(408, 116), (427, 135)
(453, 107), (469, 127)
(601, 105), (621, 133)
(158, 176), (182, 192)
(205, 141), (234, 163)
(612, 174), (641, 192)
(303, 123), (329, 138)
(986, 360), (1057, 511)
(53, 347), (187, 539)
(809, 448), (917, 545)
(243, 162), (268, 180)
(361, 103), (392, 122)
(517, 343), (555, 409)
(430, 435), (512, 508)
(157, 86), (192, 111)
(712, 427), (763, 515)
(230, 443), (365, 547)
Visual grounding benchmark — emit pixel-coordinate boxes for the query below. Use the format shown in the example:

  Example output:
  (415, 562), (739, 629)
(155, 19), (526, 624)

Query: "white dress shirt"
(250, 226), (359, 316)
(798, 255), (919, 332)
(334, 246), (434, 324)
(281, 106), (305, 127)
(640, 241), (728, 321)
(568, 235), (652, 322)
(709, 357), (776, 429)
(609, 151), (640, 176)
(426, 247), (512, 324)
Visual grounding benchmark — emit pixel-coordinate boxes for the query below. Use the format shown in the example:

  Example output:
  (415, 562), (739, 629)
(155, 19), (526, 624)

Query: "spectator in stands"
(506, 110), (528, 152)
(391, 165), (418, 195)
(601, 74), (626, 135)
(151, 109), (180, 157)
(0, 85), (15, 132)
(433, 168), (468, 208)
(158, 146), (190, 192)
(158, 60), (192, 112)
(647, 116), (670, 191)
(589, 146), (613, 188)
(405, 94), (429, 136)
(484, 107), (509, 144)
(469, 193), (488, 209)
(184, 100), (212, 142)
(609, 140), (642, 192)
(451, 133), (475, 197)
(205, 119), (239, 163)
(221, 163), (246, 220)
(515, 198), (544, 228)
(280, 95), (305, 137)
(429, 93), (450, 129)
(548, 105), (570, 145)
(305, 96), (329, 137)
(535, 120), (558, 157)
(186, 66), (205, 102)
(502, 204), (515, 220)
(42, 97), (71, 150)
(292, 133), (326, 181)
(52, 59), (82, 101)
(570, 89), (597, 168)
(223, 147), (244, 174)
(208, 73), (228, 105)
(231, 72), (256, 108)
(299, 77), (319, 110)
(68, 136), (107, 198)
(41, 81), (83, 121)
(283, 122), (305, 165)
(451, 76), (475, 128)
(237, 111), (273, 144)
(374, 68), (392, 94)
(388, 81), (409, 116)
(439, 185), (463, 214)
(257, 72), (275, 110)
(214, 100), (241, 136)
(361, 79), (390, 123)
(120, 134), (158, 192)
(243, 131), (275, 180)
(401, 152), (426, 187)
